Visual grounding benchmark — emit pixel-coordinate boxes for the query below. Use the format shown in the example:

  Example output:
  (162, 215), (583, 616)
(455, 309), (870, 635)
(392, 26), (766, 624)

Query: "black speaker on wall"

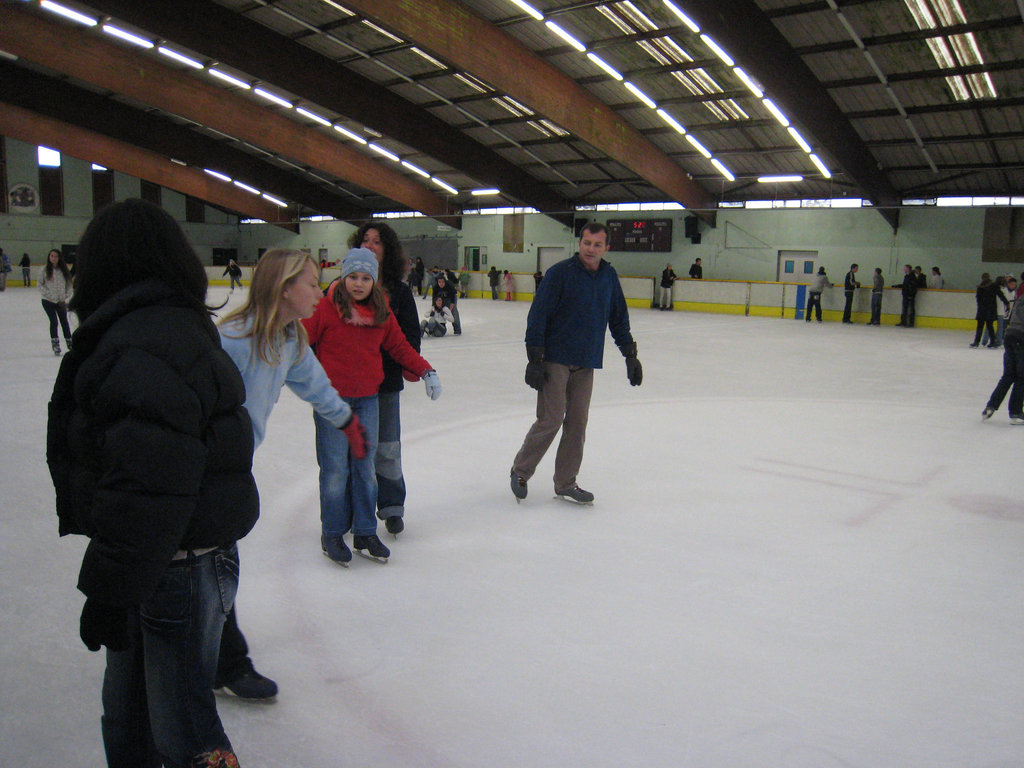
(684, 216), (699, 238)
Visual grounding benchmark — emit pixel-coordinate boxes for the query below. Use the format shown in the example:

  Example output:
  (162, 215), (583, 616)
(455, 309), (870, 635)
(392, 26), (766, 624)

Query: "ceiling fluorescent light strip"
(102, 24), (154, 49)
(296, 107), (332, 127)
(471, 188), (500, 195)
(656, 108), (686, 134)
(233, 180), (261, 194)
(40, 1), (96, 26)
(261, 193), (287, 206)
(662, 0), (700, 33)
(401, 160), (430, 178)
(762, 98), (790, 127)
(733, 68), (762, 98)
(208, 68), (251, 89)
(586, 53), (623, 80)
(204, 169), (232, 182)
(431, 177), (458, 195)
(699, 34), (734, 66)
(368, 143), (400, 162)
(509, 0), (544, 21)
(624, 81), (657, 109)
(545, 22), (587, 52)
(809, 153), (832, 178)
(254, 88), (293, 109)
(157, 46), (204, 69)
(758, 175), (803, 183)
(333, 124), (368, 144)
(711, 158), (735, 181)
(787, 126), (812, 153)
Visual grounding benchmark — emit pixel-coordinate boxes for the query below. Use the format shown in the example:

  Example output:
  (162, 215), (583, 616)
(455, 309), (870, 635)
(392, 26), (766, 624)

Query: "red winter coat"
(302, 293), (432, 398)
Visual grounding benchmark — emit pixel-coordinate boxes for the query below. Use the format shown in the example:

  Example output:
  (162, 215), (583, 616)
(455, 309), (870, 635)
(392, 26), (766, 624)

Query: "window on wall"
(38, 146), (63, 216)
(140, 179), (161, 206)
(92, 165), (114, 213)
(185, 194), (205, 223)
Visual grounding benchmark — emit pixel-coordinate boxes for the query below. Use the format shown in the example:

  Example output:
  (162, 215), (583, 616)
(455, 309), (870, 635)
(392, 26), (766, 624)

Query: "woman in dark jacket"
(46, 199), (258, 768)
(350, 221), (420, 536)
(971, 272), (1005, 348)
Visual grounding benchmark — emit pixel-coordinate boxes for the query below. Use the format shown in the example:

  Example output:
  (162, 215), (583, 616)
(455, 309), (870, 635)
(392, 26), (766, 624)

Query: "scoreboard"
(606, 218), (673, 252)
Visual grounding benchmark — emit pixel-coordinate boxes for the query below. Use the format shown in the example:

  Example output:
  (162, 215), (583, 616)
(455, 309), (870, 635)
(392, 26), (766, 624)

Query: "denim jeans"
(376, 390), (406, 521)
(986, 335), (1024, 416)
(315, 396), (379, 537)
(101, 545), (239, 768)
(42, 299), (72, 339)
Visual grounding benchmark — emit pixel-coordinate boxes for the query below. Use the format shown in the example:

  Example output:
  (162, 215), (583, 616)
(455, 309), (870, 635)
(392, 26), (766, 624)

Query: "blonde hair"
(220, 248), (320, 364)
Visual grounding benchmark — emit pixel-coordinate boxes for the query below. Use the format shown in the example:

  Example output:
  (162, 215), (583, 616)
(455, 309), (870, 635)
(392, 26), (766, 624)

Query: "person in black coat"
(970, 272), (1005, 348)
(842, 263), (861, 323)
(46, 199), (258, 768)
(432, 273), (461, 334)
(894, 264), (918, 327)
(351, 221), (421, 535)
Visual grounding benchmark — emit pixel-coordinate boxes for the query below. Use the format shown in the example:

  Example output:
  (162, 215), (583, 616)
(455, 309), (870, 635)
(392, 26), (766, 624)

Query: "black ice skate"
(321, 535), (351, 567)
(510, 470), (528, 503)
(353, 534), (390, 563)
(385, 516), (404, 536)
(554, 484), (595, 505)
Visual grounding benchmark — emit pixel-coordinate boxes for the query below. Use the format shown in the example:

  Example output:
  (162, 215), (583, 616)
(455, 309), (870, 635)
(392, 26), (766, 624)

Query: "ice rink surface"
(2, 284), (1023, 767)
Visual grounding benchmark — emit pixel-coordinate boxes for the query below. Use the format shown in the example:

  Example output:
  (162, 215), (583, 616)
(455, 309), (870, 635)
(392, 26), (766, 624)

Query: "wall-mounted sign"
(8, 183), (39, 213)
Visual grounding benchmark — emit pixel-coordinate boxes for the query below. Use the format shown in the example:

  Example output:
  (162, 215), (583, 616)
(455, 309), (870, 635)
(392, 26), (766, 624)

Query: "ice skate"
(51, 338), (61, 356)
(1011, 415), (1024, 425)
(353, 534), (390, 563)
(321, 535), (351, 567)
(510, 470), (527, 503)
(554, 484), (594, 505)
(982, 407), (995, 420)
(385, 516), (404, 536)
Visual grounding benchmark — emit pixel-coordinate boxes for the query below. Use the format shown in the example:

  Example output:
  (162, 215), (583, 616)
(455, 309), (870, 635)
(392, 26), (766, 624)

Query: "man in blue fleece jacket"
(510, 221), (642, 504)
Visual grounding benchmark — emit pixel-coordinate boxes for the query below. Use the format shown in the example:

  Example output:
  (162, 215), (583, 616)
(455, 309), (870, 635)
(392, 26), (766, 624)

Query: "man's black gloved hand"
(619, 342), (643, 387)
(525, 346), (546, 391)
(80, 598), (131, 653)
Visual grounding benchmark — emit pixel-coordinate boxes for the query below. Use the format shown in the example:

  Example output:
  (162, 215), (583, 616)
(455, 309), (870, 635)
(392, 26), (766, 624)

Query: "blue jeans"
(315, 396), (379, 537)
(101, 545), (239, 768)
(376, 390), (406, 521)
(986, 335), (1024, 416)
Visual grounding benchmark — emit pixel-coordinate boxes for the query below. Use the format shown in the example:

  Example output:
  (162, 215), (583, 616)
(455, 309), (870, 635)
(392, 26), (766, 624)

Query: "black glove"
(619, 342), (643, 387)
(80, 598), (131, 653)
(525, 346), (546, 391)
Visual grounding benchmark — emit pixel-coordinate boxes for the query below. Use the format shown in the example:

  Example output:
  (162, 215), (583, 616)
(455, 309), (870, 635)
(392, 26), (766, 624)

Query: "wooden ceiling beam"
(0, 102), (295, 229)
(0, 4), (461, 227)
(0, 61), (373, 224)
(340, 0), (719, 221)
(80, 0), (574, 225)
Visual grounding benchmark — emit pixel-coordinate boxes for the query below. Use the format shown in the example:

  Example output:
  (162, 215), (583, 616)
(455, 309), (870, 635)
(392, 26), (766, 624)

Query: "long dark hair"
(69, 199), (209, 320)
(348, 221), (404, 293)
(43, 248), (71, 283)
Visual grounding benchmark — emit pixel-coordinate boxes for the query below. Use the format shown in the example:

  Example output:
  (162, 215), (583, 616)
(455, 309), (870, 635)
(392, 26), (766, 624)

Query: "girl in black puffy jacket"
(47, 199), (257, 768)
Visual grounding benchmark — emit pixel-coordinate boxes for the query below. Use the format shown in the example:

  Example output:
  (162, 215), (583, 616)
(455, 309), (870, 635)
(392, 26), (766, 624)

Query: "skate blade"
(321, 550), (350, 568)
(355, 550), (388, 564)
(553, 495), (594, 506)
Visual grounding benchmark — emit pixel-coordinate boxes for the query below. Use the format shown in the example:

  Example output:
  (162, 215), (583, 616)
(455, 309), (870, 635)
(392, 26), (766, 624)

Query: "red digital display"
(606, 218), (673, 252)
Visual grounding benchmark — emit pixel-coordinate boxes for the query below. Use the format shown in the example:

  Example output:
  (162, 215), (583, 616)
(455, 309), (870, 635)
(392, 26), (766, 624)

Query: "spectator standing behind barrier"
(533, 270), (543, 297)
(894, 264), (918, 327)
(842, 264), (860, 324)
(0, 247), (10, 291)
(914, 266), (927, 290)
(488, 266), (500, 300)
(805, 266), (829, 323)
(928, 267), (944, 289)
(411, 257), (425, 296)
(509, 222), (642, 506)
(970, 272), (1003, 348)
(503, 269), (515, 301)
(19, 253), (31, 286)
(459, 264), (472, 298)
(982, 290), (1024, 424)
(659, 263), (678, 310)
(868, 268), (884, 325)
(688, 258), (703, 279)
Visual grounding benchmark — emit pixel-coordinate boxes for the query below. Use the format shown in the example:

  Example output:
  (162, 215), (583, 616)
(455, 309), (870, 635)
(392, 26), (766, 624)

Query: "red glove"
(340, 414), (367, 459)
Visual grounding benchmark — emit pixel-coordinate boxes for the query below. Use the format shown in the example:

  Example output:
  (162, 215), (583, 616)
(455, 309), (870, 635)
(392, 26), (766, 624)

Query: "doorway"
(777, 250), (818, 283)
(537, 246), (566, 274)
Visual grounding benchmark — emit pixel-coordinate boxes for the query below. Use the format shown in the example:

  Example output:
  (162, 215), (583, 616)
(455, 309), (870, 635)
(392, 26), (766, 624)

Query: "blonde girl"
(302, 248), (441, 565)
(216, 249), (366, 696)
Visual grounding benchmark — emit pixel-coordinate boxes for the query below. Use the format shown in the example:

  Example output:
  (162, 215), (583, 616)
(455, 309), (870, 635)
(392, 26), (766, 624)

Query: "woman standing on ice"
(302, 248), (441, 566)
(46, 198), (257, 767)
(214, 248), (366, 702)
(38, 248), (73, 355)
(349, 221), (420, 536)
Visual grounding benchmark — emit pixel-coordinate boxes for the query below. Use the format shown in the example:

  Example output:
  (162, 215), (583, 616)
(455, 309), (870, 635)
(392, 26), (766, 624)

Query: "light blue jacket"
(219, 318), (352, 449)
(525, 256), (633, 369)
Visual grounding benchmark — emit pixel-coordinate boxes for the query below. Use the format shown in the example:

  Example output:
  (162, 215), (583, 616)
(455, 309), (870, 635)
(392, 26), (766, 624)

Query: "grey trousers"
(512, 363), (594, 491)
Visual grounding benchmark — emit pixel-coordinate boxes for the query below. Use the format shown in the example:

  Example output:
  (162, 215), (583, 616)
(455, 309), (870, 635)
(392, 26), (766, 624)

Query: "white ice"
(2, 285), (1023, 767)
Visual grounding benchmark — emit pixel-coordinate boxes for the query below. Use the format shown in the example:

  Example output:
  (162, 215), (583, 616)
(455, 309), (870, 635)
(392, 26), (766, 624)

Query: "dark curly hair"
(348, 221), (405, 293)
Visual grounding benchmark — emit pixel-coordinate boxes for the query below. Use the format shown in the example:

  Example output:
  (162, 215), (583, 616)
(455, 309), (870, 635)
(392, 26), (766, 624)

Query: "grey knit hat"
(340, 247), (378, 281)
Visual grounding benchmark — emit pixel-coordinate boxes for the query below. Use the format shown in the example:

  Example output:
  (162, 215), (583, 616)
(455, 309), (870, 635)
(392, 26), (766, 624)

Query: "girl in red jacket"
(303, 248), (442, 565)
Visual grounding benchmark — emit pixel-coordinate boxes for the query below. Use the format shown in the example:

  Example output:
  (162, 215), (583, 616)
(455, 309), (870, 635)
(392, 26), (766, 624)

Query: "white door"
(777, 250), (818, 283)
(538, 246), (566, 275)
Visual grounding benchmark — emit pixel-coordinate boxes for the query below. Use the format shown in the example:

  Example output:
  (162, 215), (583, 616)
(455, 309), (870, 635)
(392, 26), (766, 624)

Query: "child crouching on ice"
(421, 295), (454, 337)
(303, 248), (442, 565)
(216, 249), (367, 697)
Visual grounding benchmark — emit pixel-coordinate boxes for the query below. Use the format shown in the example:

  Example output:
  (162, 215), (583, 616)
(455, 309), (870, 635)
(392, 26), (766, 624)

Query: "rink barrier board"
(202, 268), (978, 329)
